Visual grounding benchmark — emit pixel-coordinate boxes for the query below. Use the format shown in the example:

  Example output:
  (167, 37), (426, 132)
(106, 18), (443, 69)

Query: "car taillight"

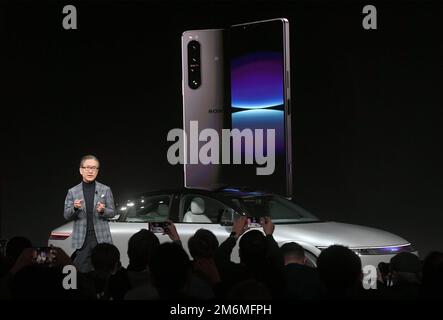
(49, 232), (71, 240)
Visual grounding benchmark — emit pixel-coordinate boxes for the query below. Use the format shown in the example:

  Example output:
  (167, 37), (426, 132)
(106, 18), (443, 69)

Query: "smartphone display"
(228, 19), (292, 197)
(181, 29), (228, 190)
(33, 247), (54, 265)
(247, 216), (262, 228)
(149, 221), (168, 234)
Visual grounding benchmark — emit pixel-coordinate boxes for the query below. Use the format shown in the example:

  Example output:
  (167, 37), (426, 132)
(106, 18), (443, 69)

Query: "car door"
(174, 193), (242, 262)
(109, 193), (174, 267)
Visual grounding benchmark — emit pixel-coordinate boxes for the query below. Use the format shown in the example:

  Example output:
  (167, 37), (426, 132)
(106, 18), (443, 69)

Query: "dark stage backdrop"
(1, 1), (442, 257)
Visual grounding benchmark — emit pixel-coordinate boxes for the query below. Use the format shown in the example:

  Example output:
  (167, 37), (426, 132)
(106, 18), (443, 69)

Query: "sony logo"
(208, 108), (223, 114)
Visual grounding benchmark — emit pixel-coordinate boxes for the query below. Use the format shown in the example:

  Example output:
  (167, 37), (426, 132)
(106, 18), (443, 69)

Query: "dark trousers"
(73, 231), (98, 273)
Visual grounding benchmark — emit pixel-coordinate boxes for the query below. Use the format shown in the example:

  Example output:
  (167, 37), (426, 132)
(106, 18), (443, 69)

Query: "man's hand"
(261, 216), (275, 236)
(232, 216), (248, 237)
(50, 245), (73, 267)
(10, 248), (34, 274)
(96, 202), (105, 214)
(74, 199), (83, 210)
(164, 219), (180, 242)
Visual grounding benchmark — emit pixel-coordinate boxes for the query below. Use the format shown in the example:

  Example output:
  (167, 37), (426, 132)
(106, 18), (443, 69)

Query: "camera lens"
(188, 40), (201, 89)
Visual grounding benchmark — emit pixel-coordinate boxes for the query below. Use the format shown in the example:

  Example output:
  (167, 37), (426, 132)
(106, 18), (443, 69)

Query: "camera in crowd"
(149, 221), (170, 234)
(33, 247), (55, 266)
(247, 216), (262, 228)
(378, 252), (423, 287)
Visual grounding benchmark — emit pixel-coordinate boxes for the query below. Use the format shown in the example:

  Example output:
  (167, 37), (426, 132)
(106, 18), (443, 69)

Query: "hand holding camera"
(149, 220), (180, 242)
(149, 221), (168, 233)
(9, 247), (35, 274)
(10, 246), (61, 273)
(32, 247), (55, 266)
(247, 216), (262, 228)
(261, 216), (274, 236)
(49, 246), (73, 267)
(164, 220), (180, 242)
(232, 216), (248, 237)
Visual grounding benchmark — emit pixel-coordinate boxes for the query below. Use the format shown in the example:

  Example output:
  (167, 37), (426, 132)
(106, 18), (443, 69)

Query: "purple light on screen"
(231, 52), (284, 109)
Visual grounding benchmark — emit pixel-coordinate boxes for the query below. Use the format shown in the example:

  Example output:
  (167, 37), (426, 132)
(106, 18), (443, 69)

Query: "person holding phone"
(63, 155), (116, 273)
(215, 216), (286, 299)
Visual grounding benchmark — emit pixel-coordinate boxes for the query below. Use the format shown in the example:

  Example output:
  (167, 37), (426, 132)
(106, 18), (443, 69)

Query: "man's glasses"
(82, 166), (99, 171)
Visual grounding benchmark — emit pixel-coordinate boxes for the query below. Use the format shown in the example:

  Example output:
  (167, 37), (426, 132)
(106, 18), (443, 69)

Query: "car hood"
(275, 221), (410, 248)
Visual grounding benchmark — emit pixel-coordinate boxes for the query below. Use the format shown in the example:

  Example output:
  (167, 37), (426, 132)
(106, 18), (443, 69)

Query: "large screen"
(228, 19), (291, 196)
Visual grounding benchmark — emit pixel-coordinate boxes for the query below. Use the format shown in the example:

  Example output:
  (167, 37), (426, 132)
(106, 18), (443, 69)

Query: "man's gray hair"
(80, 155), (100, 168)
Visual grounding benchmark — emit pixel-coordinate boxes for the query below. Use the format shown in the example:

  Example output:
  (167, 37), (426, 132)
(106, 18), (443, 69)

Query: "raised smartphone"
(149, 221), (169, 234)
(228, 18), (292, 197)
(181, 29), (228, 190)
(33, 247), (55, 265)
(247, 216), (262, 228)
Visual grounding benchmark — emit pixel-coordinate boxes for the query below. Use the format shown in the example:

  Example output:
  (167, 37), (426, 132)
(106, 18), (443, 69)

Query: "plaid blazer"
(63, 181), (116, 249)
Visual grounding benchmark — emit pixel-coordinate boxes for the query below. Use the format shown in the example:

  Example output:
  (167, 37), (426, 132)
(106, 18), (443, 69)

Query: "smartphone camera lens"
(188, 40), (201, 89)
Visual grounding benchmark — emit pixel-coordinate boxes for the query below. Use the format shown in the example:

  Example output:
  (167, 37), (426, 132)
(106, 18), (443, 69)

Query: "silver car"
(49, 187), (417, 269)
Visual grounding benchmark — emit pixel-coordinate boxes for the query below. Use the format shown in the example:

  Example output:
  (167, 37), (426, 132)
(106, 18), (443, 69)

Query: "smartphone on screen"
(181, 29), (229, 190)
(228, 18), (292, 197)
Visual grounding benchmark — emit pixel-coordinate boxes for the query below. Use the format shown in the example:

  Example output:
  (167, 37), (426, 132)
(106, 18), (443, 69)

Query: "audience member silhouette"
(228, 279), (272, 300)
(9, 246), (83, 300)
(0, 238), (33, 299)
(421, 251), (443, 299)
(149, 242), (192, 299)
(127, 229), (159, 273)
(280, 242), (325, 299)
(124, 229), (160, 299)
(1, 236), (32, 276)
(317, 245), (366, 299)
(215, 216), (285, 299)
(379, 252), (422, 299)
(87, 243), (130, 300)
(187, 228), (223, 299)
(11, 264), (78, 300)
(2, 231), (443, 301)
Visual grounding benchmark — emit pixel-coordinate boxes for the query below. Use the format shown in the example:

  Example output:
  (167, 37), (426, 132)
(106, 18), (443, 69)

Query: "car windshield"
(231, 195), (320, 223)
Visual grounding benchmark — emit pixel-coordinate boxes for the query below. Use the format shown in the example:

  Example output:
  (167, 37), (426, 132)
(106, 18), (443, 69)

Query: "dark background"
(1, 0), (442, 257)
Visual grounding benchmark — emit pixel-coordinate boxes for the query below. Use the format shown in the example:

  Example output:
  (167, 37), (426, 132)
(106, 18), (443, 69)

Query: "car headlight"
(316, 244), (416, 255)
(352, 244), (416, 255)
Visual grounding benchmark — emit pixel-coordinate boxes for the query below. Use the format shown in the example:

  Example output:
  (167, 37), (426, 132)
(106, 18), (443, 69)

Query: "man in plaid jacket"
(63, 155), (116, 273)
